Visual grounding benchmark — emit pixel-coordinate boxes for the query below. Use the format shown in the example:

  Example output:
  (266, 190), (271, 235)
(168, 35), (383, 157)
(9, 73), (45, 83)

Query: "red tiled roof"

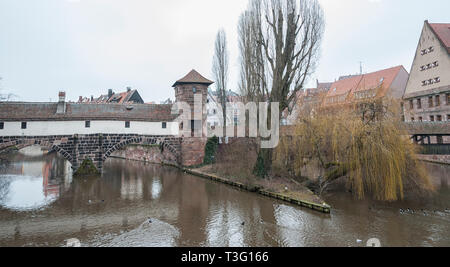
(354, 65), (404, 97)
(172, 69), (214, 87)
(428, 22), (450, 53)
(327, 75), (363, 98)
(0, 103), (176, 122)
(324, 65), (405, 105)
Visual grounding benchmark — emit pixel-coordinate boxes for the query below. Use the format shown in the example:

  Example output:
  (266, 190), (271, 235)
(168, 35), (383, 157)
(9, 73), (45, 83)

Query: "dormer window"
(193, 87), (197, 93)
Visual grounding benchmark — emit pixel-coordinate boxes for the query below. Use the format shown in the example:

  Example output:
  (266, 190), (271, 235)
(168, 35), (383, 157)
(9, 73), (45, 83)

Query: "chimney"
(78, 96), (83, 103)
(58, 91), (66, 103)
(57, 91), (66, 114)
(127, 87), (132, 92)
(108, 89), (114, 98)
(91, 95), (94, 102)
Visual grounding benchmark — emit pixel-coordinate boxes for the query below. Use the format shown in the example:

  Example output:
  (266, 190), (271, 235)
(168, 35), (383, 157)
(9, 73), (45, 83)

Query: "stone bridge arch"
(0, 134), (182, 174)
(102, 136), (180, 164)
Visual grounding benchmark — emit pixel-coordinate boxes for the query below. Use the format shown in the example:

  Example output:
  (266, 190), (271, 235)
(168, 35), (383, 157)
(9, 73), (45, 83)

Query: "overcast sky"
(0, 0), (449, 103)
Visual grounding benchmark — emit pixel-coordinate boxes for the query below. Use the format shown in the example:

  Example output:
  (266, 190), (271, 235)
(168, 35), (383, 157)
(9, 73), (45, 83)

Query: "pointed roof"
(427, 21), (450, 53)
(172, 69), (214, 87)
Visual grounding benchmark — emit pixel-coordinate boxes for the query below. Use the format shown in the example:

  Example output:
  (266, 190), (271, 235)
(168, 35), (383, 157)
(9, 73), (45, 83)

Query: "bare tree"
(238, 0), (268, 103)
(212, 29), (229, 137)
(238, 0), (324, 176)
(240, 0), (324, 115)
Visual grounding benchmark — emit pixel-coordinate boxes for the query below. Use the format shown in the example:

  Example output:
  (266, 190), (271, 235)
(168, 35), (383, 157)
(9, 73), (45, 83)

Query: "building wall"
(389, 67), (410, 99)
(405, 23), (450, 96)
(403, 22), (450, 123)
(0, 120), (179, 137)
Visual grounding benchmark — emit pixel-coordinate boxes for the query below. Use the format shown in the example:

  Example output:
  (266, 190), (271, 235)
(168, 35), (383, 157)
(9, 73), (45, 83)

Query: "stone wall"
(181, 137), (207, 166)
(110, 144), (178, 165)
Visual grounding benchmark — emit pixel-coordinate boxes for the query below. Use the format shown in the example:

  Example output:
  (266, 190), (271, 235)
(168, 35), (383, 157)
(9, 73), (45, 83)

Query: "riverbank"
(186, 165), (331, 214)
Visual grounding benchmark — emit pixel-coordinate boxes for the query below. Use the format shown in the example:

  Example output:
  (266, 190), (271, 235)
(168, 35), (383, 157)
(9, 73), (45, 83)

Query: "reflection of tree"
(0, 177), (11, 203)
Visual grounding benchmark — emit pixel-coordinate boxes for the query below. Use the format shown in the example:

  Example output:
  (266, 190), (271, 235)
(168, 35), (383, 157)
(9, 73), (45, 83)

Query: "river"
(0, 148), (449, 247)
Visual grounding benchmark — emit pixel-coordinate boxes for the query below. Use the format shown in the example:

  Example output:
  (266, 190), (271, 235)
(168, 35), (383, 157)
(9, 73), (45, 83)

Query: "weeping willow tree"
(274, 98), (434, 201)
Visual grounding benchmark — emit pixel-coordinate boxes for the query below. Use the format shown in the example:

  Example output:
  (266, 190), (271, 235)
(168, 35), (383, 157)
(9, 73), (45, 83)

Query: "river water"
(0, 148), (449, 247)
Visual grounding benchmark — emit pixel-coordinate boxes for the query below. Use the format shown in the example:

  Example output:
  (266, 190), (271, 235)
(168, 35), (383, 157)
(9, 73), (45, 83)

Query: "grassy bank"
(191, 138), (330, 213)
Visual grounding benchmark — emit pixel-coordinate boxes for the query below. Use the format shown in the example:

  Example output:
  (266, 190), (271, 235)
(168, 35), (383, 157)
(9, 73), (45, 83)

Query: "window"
(419, 117), (423, 122)
(430, 116), (435, 122)
(125, 121), (130, 128)
(411, 117), (415, 122)
(85, 121), (91, 128)
(417, 98), (422, 109)
(409, 100), (414, 110)
(435, 95), (440, 106)
(447, 94), (450, 105)
(437, 115), (442, 122)
(429, 96), (434, 108)
(21, 122), (27, 129)
(0, 122), (3, 130)
(180, 122), (184, 130)
(162, 122), (167, 129)
(192, 87), (197, 93)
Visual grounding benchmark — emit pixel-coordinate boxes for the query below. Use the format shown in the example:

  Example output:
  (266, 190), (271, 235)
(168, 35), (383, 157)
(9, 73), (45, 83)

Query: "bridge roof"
(0, 102), (177, 122)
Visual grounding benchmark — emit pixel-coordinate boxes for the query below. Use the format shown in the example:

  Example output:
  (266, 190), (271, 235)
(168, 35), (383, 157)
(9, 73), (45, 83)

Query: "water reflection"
(0, 150), (71, 211)
(0, 153), (448, 247)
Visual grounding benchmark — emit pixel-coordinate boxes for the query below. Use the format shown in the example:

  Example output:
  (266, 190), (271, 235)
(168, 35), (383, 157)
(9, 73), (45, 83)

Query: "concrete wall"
(0, 120), (179, 137)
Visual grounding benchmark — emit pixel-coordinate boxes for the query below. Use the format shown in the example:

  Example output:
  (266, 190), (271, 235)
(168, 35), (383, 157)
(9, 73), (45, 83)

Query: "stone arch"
(48, 145), (74, 166)
(102, 137), (179, 163)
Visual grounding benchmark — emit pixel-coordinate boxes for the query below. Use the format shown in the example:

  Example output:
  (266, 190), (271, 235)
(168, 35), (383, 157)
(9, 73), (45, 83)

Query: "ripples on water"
(0, 148), (449, 247)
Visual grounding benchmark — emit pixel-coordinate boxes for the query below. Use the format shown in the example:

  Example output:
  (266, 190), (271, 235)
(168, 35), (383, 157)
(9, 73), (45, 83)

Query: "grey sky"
(0, 0), (449, 103)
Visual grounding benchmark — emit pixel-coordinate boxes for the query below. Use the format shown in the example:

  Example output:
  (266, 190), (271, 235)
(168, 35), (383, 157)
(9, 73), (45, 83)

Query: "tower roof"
(172, 69), (214, 87)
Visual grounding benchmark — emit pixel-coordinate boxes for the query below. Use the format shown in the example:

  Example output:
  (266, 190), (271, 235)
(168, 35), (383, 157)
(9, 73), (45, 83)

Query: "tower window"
(193, 87), (197, 93)
(125, 121), (130, 128)
(21, 122), (27, 129)
(0, 122), (4, 130)
(429, 96), (433, 108)
(435, 95), (440, 106)
(417, 99), (422, 109)
(85, 121), (91, 128)
(162, 122), (167, 129)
